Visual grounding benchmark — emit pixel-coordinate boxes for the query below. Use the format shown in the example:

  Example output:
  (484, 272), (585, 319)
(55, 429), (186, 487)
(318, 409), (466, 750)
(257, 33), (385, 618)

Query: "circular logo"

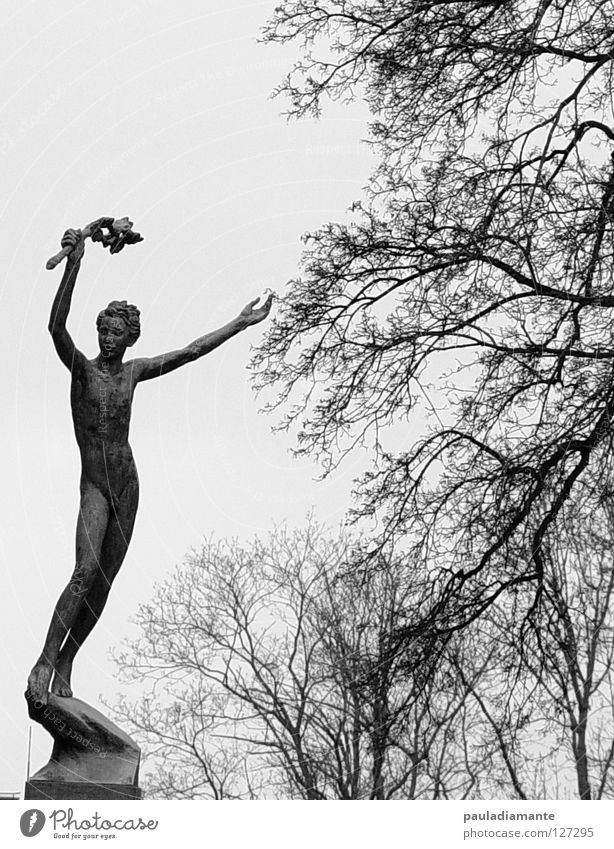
(19, 810), (46, 837)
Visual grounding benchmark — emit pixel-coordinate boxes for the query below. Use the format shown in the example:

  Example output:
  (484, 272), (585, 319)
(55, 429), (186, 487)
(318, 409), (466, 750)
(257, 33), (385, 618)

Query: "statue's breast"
(73, 364), (135, 427)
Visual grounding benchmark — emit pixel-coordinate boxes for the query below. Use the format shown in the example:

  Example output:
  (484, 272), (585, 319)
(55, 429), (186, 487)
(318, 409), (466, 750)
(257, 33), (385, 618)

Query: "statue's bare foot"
(51, 660), (73, 698)
(26, 662), (53, 706)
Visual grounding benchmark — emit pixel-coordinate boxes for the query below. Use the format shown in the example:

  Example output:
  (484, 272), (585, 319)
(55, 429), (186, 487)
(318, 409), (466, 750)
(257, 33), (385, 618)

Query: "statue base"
(24, 779), (141, 801)
(25, 692), (142, 800)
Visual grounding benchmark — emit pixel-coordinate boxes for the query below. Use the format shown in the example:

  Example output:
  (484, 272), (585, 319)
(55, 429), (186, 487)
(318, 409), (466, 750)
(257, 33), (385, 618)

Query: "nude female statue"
(26, 228), (273, 705)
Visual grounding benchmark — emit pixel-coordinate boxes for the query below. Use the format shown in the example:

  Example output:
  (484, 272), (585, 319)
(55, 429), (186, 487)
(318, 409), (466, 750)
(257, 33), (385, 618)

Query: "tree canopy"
(254, 0), (614, 635)
(112, 524), (477, 799)
(112, 511), (614, 799)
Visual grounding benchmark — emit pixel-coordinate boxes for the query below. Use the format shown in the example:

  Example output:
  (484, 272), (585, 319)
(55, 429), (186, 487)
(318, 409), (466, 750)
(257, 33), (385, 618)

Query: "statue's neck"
(96, 355), (124, 375)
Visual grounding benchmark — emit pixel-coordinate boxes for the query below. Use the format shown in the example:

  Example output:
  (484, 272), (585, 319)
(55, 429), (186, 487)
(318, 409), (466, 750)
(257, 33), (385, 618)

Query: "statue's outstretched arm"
(48, 230), (87, 373)
(133, 294), (273, 383)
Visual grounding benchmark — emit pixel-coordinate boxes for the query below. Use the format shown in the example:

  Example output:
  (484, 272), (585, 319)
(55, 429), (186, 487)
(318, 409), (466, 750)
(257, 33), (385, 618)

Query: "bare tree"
(517, 495), (614, 799)
(253, 1), (614, 638)
(110, 508), (614, 799)
(445, 491), (614, 800)
(111, 522), (479, 799)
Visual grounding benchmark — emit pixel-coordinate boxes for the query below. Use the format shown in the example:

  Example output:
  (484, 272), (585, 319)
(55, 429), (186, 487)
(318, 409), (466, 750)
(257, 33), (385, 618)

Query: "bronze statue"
(27, 226), (273, 706)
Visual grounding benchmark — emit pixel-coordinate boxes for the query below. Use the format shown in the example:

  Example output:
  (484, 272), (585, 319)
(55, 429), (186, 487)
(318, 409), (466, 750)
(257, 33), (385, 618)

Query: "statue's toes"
(51, 673), (73, 698)
(26, 665), (52, 705)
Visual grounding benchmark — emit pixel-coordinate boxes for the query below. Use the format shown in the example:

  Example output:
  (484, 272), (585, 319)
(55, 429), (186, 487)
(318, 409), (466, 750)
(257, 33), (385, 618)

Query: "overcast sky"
(0, 0), (375, 792)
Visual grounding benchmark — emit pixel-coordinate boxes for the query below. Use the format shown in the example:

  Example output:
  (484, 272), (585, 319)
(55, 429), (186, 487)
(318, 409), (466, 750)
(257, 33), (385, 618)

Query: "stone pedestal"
(24, 780), (141, 800)
(25, 693), (142, 801)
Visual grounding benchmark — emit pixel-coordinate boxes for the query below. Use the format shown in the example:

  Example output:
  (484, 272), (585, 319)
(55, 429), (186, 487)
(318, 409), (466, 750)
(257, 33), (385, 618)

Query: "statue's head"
(96, 300), (141, 358)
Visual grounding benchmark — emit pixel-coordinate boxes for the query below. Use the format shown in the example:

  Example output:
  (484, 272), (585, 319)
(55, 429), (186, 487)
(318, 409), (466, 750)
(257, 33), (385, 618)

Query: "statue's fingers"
(62, 228), (82, 245)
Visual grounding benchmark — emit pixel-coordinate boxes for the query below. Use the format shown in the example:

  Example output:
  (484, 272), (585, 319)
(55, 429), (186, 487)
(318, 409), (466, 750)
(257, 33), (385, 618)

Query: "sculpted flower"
(90, 217), (144, 254)
(111, 217), (134, 234)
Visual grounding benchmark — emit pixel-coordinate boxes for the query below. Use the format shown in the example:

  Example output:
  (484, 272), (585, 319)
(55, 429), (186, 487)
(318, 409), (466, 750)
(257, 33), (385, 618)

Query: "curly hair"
(96, 300), (141, 346)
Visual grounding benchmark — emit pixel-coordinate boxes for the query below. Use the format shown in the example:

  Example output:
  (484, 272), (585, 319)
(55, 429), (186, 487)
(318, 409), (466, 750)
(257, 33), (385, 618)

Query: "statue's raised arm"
(133, 293), (274, 382)
(48, 229), (88, 373)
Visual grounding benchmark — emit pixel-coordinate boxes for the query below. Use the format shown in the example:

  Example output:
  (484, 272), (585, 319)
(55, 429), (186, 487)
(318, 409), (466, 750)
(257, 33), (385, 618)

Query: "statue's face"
(98, 316), (132, 358)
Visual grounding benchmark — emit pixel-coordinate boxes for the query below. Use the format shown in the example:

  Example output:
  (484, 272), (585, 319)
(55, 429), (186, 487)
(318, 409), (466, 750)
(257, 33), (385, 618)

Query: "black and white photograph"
(1, 1), (614, 845)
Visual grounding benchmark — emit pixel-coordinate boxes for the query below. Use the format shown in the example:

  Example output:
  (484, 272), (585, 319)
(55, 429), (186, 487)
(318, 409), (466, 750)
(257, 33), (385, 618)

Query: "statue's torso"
(70, 358), (139, 495)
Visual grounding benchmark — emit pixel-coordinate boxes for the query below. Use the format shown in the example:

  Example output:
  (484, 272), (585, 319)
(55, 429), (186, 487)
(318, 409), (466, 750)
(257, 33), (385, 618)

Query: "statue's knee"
(69, 560), (99, 598)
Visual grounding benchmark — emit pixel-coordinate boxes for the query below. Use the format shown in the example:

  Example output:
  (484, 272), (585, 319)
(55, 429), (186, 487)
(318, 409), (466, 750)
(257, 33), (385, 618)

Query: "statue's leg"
(51, 476), (139, 698)
(26, 483), (110, 706)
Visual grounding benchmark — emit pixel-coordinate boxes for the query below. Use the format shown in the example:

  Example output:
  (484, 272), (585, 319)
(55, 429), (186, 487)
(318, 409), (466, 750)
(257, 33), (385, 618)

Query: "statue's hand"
(61, 228), (85, 264)
(239, 293), (274, 327)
